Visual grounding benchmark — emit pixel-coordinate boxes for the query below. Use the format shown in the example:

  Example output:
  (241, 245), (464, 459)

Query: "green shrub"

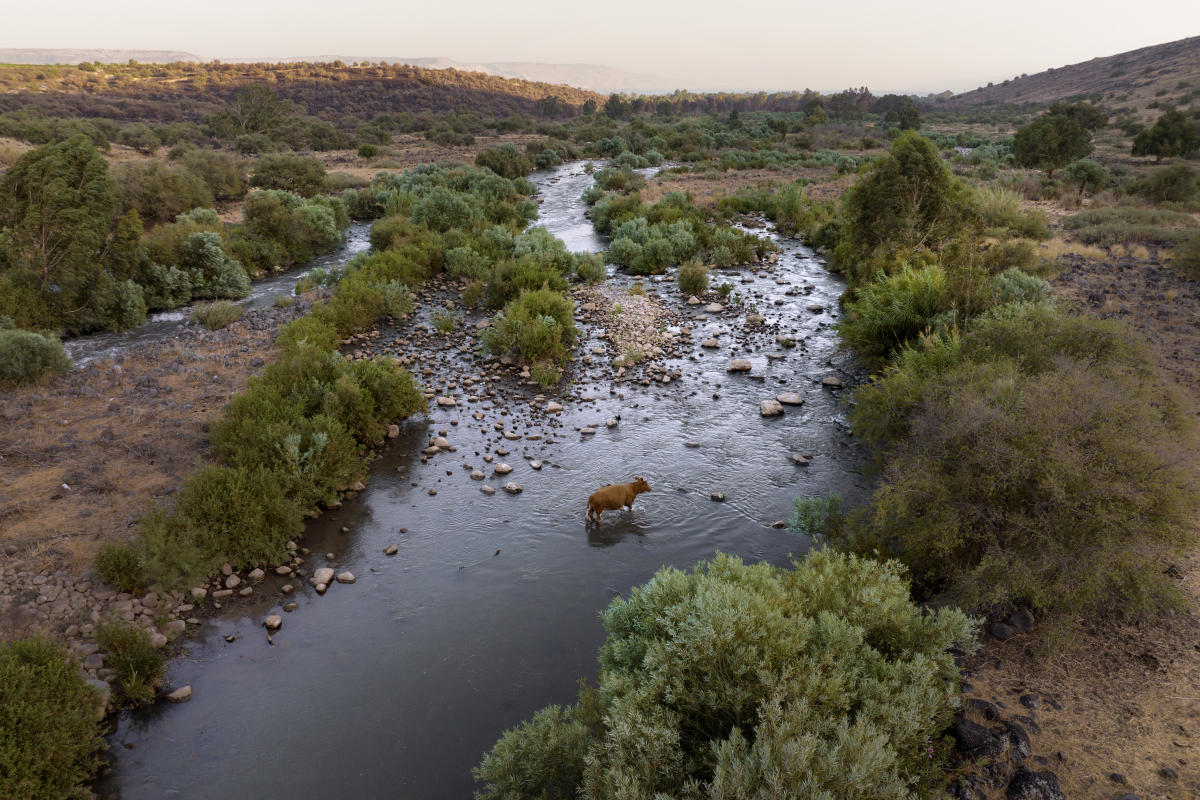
(358, 143), (380, 159)
(482, 288), (578, 369)
(172, 465), (304, 569)
(179, 231), (251, 299)
(0, 329), (72, 385)
(173, 147), (246, 202)
(378, 281), (415, 318)
(974, 186), (1049, 240)
(190, 300), (245, 330)
(848, 356), (1197, 617)
(249, 154), (327, 196)
(476, 551), (976, 800)
(95, 618), (166, 706)
(431, 311), (457, 334)
(275, 312), (339, 353)
(677, 259), (709, 295)
(575, 254), (606, 284)
(979, 239), (1038, 274)
(1062, 158), (1109, 198)
(112, 159), (214, 224)
(1128, 165), (1199, 204)
(990, 268), (1053, 306)
(475, 143), (533, 178)
(0, 637), (104, 800)
(94, 541), (145, 592)
(839, 264), (950, 363)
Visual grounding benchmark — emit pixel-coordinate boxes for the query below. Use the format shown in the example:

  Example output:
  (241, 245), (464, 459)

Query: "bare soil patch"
(0, 304), (305, 573)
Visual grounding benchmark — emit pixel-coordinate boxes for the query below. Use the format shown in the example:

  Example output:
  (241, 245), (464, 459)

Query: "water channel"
(97, 161), (868, 799)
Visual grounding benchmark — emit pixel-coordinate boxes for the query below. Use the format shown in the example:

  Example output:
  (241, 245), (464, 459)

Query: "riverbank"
(0, 299), (315, 703)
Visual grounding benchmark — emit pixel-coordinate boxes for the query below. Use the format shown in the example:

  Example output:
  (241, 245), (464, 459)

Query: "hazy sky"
(6, 0), (1199, 92)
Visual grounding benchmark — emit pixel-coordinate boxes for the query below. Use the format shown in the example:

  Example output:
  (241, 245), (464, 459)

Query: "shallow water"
(98, 162), (867, 799)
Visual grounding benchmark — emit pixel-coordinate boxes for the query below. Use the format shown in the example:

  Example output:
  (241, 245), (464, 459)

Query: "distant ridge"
(947, 35), (1200, 117)
(219, 56), (675, 94)
(0, 48), (203, 65)
(0, 49), (672, 93)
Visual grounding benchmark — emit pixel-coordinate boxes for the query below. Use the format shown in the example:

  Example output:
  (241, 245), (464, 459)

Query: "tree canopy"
(1013, 111), (1092, 177)
(1132, 107), (1200, 161)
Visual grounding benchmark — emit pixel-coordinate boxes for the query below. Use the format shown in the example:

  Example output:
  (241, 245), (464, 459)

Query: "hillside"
(945, 35), (1200, 118)
(0, 49), (671, 93)
(0, 48), (204, 65)
(0, 61), (605, 123)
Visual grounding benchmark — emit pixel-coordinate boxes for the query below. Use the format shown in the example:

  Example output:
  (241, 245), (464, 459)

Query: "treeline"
(0, 136), (348, 340)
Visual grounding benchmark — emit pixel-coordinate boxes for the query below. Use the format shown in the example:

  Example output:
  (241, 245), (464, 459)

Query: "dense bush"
(95, 618), (166, 705)
(475, 143), (533, 178)
(0, 328), (72, 384)
(249, 154), (327, 196)
(171, 465), (304, 569)
(94, 541), (145, 592)
(838, 264), (950, 363)
(482, 288), (578, 377)
(112, 159), (214, 224)
(476, 551), (976, 800)
(845, 305), (1198, 617)
(1127, 164), (1199, 204)
(171, 147), (246, 202)
(834, 132), (973, 283)
(190, 300), (245, 329)
(0, 637), (104, 800)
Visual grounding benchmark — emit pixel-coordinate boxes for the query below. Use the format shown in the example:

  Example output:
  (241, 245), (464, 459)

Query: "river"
(96, 161), (867, 799)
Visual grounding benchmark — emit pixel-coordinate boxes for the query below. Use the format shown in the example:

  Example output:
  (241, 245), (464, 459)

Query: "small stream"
(64, 224), (372, 367)
(97, 162), (868, 799)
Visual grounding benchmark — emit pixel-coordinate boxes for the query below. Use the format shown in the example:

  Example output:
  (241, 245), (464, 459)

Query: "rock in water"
(336, 572), (356, 584)
(777, 392), (805, 405)
(503, 482), (523, 494)
(493, 463), (513, 475)
(166, 685), (193, 703)
(436, 396), (456, 407)
(727, 359), (752, 372)
(312, 567), (335, 586)
(821, 376), (843, 388)
(263, 615), (282, 632)
(760, 400), (784, 417)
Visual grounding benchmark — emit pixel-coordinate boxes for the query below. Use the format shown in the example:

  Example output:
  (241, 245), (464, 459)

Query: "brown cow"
(586, 476), (652, 524)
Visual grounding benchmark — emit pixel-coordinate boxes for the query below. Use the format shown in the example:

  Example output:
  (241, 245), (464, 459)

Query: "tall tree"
(1013, 112), (1092, 177)
(1132, 107), (1200, 162)
(0, 136), (120, 329)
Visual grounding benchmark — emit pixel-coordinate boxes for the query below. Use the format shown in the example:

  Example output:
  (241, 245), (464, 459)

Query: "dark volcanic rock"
(951, 716), (1007, 760)
(1005, 767), (1065, 800)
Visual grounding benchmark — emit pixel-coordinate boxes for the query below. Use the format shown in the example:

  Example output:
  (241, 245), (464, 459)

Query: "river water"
(97, 162), (867, 799)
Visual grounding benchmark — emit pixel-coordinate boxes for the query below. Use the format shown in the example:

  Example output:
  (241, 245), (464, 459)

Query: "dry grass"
(641, 165), (843, 208)
(1039, 236), (1108, 261)
(963, 550), (1200, 798)
(0, 315), (281, 571)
